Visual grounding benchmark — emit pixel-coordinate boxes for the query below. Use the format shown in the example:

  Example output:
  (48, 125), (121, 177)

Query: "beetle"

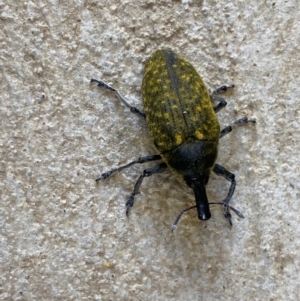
(91, 49), (255, 229)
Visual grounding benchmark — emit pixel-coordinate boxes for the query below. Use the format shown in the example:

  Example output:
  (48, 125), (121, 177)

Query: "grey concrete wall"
(1, 1), (299, 300)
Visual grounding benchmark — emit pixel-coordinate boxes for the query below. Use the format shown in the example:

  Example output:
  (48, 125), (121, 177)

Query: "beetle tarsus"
(126, 195), (135, 215)
(220, 117), (256, 139)
(212, 84), (235, 95)
(224, 208), (233, 227)
(95, 172), (110, 182)
(91, 79), (116, 92)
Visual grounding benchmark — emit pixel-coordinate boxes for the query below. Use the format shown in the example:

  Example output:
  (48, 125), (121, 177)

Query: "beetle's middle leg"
(220, 117), (256, 139)
(96, 155), (162, 182)
(211, 84), (234, 113)
(126, 162), (168, 215)
(91, 79), (146, 119)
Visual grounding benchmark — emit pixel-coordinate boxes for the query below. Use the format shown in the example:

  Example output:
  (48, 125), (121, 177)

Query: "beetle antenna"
(171, 205), (196, 232)
(208, 202), (244, 219)
(171, 203), (244, 232)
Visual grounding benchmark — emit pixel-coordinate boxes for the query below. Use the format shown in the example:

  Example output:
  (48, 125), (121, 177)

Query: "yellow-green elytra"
(92, 49), (255, 229)
(143, 50), (220, 152)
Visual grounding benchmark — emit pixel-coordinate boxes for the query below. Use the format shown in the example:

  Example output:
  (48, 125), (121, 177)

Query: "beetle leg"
(213, 164), (236, 226)
(211, 84), (234, 113)
(96, 155), (162, 182)
(126, 162), (168, 215)
(91, 79), (146, 119)
(220, 117), (256, 139)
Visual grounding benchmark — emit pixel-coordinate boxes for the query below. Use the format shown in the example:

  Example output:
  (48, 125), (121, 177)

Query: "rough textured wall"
(1, 1), (299, 300)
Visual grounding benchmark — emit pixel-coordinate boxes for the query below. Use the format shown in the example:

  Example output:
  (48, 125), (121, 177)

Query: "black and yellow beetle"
(92, 49), (255, 229)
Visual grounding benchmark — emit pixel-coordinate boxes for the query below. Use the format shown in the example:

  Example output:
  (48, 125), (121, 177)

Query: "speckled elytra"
(92, 49), (255, 230)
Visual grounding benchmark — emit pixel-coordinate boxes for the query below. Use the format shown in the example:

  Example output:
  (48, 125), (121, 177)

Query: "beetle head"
(162, 139), (218, 221)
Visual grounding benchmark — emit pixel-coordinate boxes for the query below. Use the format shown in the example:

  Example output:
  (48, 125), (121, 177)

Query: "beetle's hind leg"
(211, 84), (234, 113)
(126, 162), (168, 215)
(91, 79), (146, 119)
(213, 164), (236, 226)
(220, 117), (256, 139)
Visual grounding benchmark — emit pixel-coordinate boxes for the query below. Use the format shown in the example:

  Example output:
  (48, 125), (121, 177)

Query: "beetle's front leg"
(213, 163), (236, 226)
(126, 162), (168, 215)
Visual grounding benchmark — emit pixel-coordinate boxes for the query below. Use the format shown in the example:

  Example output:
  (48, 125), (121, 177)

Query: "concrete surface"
(1, 1), (300, 300)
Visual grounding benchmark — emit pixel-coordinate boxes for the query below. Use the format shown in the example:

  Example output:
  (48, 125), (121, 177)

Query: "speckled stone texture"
(1, 1), (300, 300)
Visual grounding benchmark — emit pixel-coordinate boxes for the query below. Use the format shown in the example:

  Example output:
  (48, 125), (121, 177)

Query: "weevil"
(92, 49), (255, 230)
